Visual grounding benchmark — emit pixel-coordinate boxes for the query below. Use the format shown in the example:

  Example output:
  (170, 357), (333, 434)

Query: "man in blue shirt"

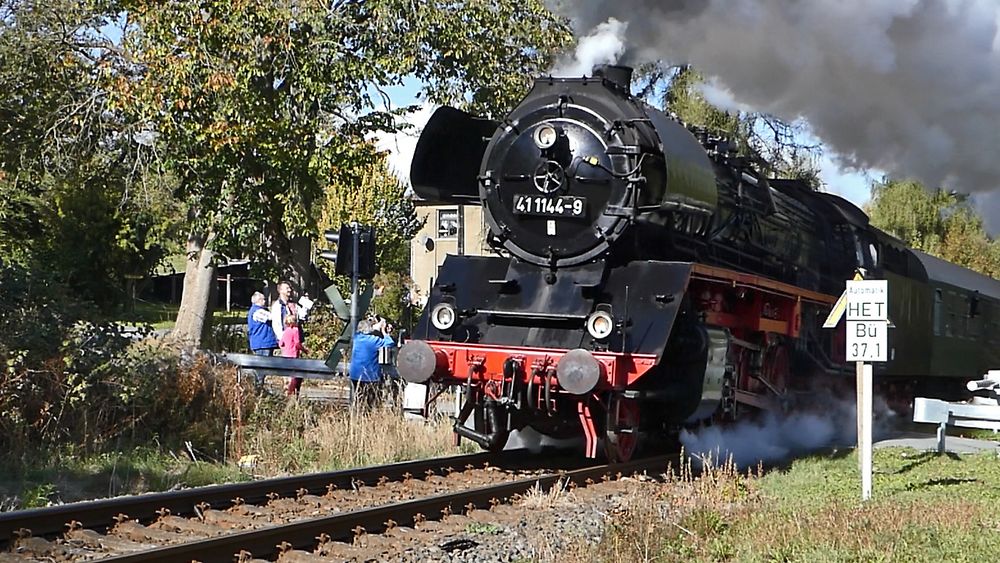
(349, 317), (395, 409)
(247, 292), (279, 388)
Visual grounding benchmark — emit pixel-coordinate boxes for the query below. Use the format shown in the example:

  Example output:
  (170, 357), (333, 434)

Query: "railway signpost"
(828, 276), (888, 502)
(845, 280), (888, 362)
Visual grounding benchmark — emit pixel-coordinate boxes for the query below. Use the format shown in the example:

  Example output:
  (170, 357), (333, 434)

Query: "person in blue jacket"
(247, 291), (279, 388)
(349, 317), (395, 410)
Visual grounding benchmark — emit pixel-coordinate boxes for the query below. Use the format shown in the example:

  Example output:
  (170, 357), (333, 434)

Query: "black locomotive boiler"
(397, 65), (1000, 461)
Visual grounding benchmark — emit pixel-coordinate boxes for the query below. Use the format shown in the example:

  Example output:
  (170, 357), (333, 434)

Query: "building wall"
(410, 203), (492, 306)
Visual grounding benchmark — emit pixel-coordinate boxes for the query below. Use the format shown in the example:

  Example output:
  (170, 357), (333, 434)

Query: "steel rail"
(0, 450), (519, 545)
(102, 455), (673, 563)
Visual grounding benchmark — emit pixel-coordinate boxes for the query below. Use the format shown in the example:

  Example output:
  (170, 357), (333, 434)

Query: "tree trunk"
(169, 232), (217, 347)
(287, 235), (315, 294)
(272, 234), (315, 296)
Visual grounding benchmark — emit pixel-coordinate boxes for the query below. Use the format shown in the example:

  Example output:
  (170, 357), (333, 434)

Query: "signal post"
(319, 223), (378, 369)
(845, 279), (888, 502)
(825, 275), (888, 502)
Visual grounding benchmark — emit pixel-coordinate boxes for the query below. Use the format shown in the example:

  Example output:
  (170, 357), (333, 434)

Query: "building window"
(437, 209), (459, 239)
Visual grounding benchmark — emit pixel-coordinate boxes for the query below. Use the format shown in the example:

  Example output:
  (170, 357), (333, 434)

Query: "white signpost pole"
(844, 279), (888, 502)
(858, 361), (873, 501)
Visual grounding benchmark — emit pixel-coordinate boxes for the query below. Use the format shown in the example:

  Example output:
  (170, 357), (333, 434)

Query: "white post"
(225, 273), (232, 312)
(857, 361), (873, 501)
(350, 223), (359, 338)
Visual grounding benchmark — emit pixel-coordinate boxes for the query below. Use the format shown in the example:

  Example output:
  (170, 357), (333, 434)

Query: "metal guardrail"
(222, 353), (346, 380)
(912, 370), (1000, 453)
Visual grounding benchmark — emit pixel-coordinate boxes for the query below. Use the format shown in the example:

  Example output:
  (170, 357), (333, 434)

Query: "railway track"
(1, 451), (671, 562)
(0, 451), (500, 544)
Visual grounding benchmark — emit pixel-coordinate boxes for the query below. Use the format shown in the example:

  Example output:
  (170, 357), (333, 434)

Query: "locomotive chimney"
(592, 64), (633, 93)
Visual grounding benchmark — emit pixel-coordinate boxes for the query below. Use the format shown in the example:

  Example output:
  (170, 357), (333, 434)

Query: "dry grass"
(519, 478), (579, 511)
(587, 452), (758, 563)
(235, 398), (469, 475)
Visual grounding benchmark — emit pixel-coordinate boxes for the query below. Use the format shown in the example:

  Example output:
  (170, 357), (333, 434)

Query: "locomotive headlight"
(533, 124), (558, 150)
(586, 310), (614, 340)
(431, 303), (457, 331)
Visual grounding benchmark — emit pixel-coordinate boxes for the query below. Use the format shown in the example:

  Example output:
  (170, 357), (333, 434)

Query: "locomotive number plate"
(512, 194), (586, 217)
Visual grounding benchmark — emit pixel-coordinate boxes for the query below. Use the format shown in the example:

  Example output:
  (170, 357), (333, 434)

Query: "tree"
(0, 0), (180, 307)
(115, 0), (571, 345)
(867, 178), (1000, 277)
(939, 209), (1000, 278)
(316, 146), (422, 278)
(866, 179), (952, 255)
(314, 146), (423, 334)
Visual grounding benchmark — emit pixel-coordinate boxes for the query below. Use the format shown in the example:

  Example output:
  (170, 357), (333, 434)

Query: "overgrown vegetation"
(238, 399), (470, 475)
(0, 0), (561, 509)
(580, 448), (1000, 562)
(0, 448), (249, 510)
(1, 372), (467, 510)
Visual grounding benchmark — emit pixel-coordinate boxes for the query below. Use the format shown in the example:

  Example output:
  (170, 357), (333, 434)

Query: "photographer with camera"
(348, 315), (395, 410)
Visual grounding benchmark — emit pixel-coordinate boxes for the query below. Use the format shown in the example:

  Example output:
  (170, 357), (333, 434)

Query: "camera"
(367, 314), (393, 335)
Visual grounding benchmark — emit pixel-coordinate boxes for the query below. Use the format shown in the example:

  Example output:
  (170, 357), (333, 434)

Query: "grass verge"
(587, 447), (1000, 562)
(1, 400), (471, 511)
(112, 300), (245, 330)
(0, 448), (249, 510)
(237, 397), (476, 474)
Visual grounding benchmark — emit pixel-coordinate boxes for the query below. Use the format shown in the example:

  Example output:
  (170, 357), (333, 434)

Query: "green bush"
(0, 260), (250, 458)
(303, 302), (345, 359)
(203, 322), (246, 353)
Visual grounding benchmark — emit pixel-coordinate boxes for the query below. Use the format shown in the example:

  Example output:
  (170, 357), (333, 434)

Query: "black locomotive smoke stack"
(592, 64), (633, 92)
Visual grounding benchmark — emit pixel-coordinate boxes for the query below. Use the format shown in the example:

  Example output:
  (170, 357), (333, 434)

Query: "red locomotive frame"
(418, 262), (839, 460)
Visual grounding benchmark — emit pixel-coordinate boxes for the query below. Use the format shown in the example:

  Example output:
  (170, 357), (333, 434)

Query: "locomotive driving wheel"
(604, 397), (640, 462)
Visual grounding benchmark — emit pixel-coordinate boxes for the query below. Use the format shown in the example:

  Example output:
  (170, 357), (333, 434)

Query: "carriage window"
(437, 209), (459, 239)
(933, 289), (943, 336)
(947, 291), (958, 337)
(969, 293), (980, 318)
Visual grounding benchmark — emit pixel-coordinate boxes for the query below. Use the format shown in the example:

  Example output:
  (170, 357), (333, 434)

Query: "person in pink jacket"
(278, 315), (308, 396)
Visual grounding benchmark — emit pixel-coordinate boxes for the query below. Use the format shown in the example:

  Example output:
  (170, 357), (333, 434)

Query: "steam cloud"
(681, 397), (894, 468)
(551, 17), (628, 76)
(552, 1), (1000, 229)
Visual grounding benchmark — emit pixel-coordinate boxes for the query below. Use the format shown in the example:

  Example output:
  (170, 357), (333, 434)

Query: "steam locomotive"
(397, 65), (1000, 461)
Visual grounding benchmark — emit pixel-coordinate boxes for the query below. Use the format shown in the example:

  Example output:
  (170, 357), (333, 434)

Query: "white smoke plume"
(551, 17), (628, 76)
(551, 1), (1000, 230)
(680, 397), (894, 468)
